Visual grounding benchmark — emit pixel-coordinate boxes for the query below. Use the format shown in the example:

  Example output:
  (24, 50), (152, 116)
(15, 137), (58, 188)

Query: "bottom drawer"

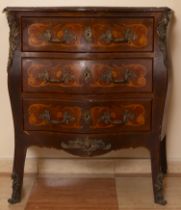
(23, 98), (151, 133)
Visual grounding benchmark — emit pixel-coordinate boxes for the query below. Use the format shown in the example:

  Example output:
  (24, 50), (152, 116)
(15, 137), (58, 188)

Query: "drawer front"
(22, 58), (152, 93)
(22, 17), (153, 52)
(23, 99), (151, 133)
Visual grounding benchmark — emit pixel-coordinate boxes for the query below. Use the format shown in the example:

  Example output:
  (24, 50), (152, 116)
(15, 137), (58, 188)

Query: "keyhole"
(85, 72), (89, 79)
(84, 111), (91, 124)
(83, 69), (91, 82)
(86, 30), (91, 38)
(85, 113), (90, 120)
(85, 27), (92, 42)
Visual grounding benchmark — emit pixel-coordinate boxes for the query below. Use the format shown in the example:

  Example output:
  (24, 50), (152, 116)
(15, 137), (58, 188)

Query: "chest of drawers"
(4, 7), (172, 205)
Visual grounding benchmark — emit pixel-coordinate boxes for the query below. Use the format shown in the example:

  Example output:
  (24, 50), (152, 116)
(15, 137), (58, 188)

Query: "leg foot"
(8, 144), (27, 204)
(154, 173), (167, 205)
(150, 142), (167, 205)
(8, 173), (21, 204)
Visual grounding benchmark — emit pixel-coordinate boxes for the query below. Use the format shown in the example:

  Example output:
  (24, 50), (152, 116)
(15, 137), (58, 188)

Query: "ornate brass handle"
(40, 109), (75, 125)
(38, 70), (74, 84)
(100, 110), (135, 125)
(42, 29), (76, 43)
(101, 28), (136, 43)
(101, 69), (136, 84)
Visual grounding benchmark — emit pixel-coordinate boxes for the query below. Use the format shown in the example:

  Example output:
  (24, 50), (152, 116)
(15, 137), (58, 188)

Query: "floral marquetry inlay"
(25, 102), (149, 132)
(23, 59), (152, 93)
(23, 17), (153, 52)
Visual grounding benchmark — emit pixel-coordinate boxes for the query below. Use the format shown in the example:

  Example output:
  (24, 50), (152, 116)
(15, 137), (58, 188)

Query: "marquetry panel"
(22, 17), (153, 52)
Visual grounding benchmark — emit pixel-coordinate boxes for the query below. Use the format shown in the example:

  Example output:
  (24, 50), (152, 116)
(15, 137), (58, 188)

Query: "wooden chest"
(4, 7), (172, 205)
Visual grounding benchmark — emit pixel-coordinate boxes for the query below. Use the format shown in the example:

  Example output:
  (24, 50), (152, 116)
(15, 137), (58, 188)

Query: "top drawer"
(22, 17), (154, 52)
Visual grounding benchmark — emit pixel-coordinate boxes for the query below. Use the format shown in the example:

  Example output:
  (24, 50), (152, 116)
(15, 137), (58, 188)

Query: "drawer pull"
(42, 29), (76, 43)
(101, 28), (136, 43)
(61, 137), (111, 156)
(40, 109), (75, 125)
(101, 69), (136, 84)
(100, 110), (135, 125)
(38, 70), (74, 84)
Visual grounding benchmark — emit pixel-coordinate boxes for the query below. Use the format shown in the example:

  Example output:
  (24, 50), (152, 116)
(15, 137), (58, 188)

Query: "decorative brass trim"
(81, 67), (92, 83)
(42, 28), (76, 43)
(84, 26), (92, 43)
(157, 10), (172, 67)
(100, 110), (135, 125)
(101, 68), (136, 84)
(61, 137), (111, 156)
(37, 69), (74, 84)
(8, 172), (21, 204)
(155, 172), (167, 205)
(5, 12), (19, 71)
(40, 109), (75, 125)
(101, 28), (136, 43)
(82, 110), (92, 125)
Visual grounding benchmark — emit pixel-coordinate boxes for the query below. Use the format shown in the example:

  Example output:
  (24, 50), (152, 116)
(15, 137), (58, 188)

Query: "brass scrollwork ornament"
(4, 11), (19, 71)
(42, 28), (76, 43)
(155, 173), (167, 205)
(40, 110), (75, 125)
(157, 10), (172, 67)
(101, 28), (136, 44)
(99, 110), (135, 125)
(61, 137), (111, 156)
(37, 69), (74, 84)
(101, 69), (136, 84)
(8, 173), (21, 204)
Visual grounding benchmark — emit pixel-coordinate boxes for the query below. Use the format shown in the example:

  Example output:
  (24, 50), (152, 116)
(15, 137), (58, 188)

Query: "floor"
(26, 177), (118, 210)
(0, 174), (181, 210)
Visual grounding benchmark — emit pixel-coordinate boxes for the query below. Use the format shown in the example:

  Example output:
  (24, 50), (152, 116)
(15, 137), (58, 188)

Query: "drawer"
(22, 58), (152, 93)
(22, 17), (153, 52)
(23, 98), (151, 133)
